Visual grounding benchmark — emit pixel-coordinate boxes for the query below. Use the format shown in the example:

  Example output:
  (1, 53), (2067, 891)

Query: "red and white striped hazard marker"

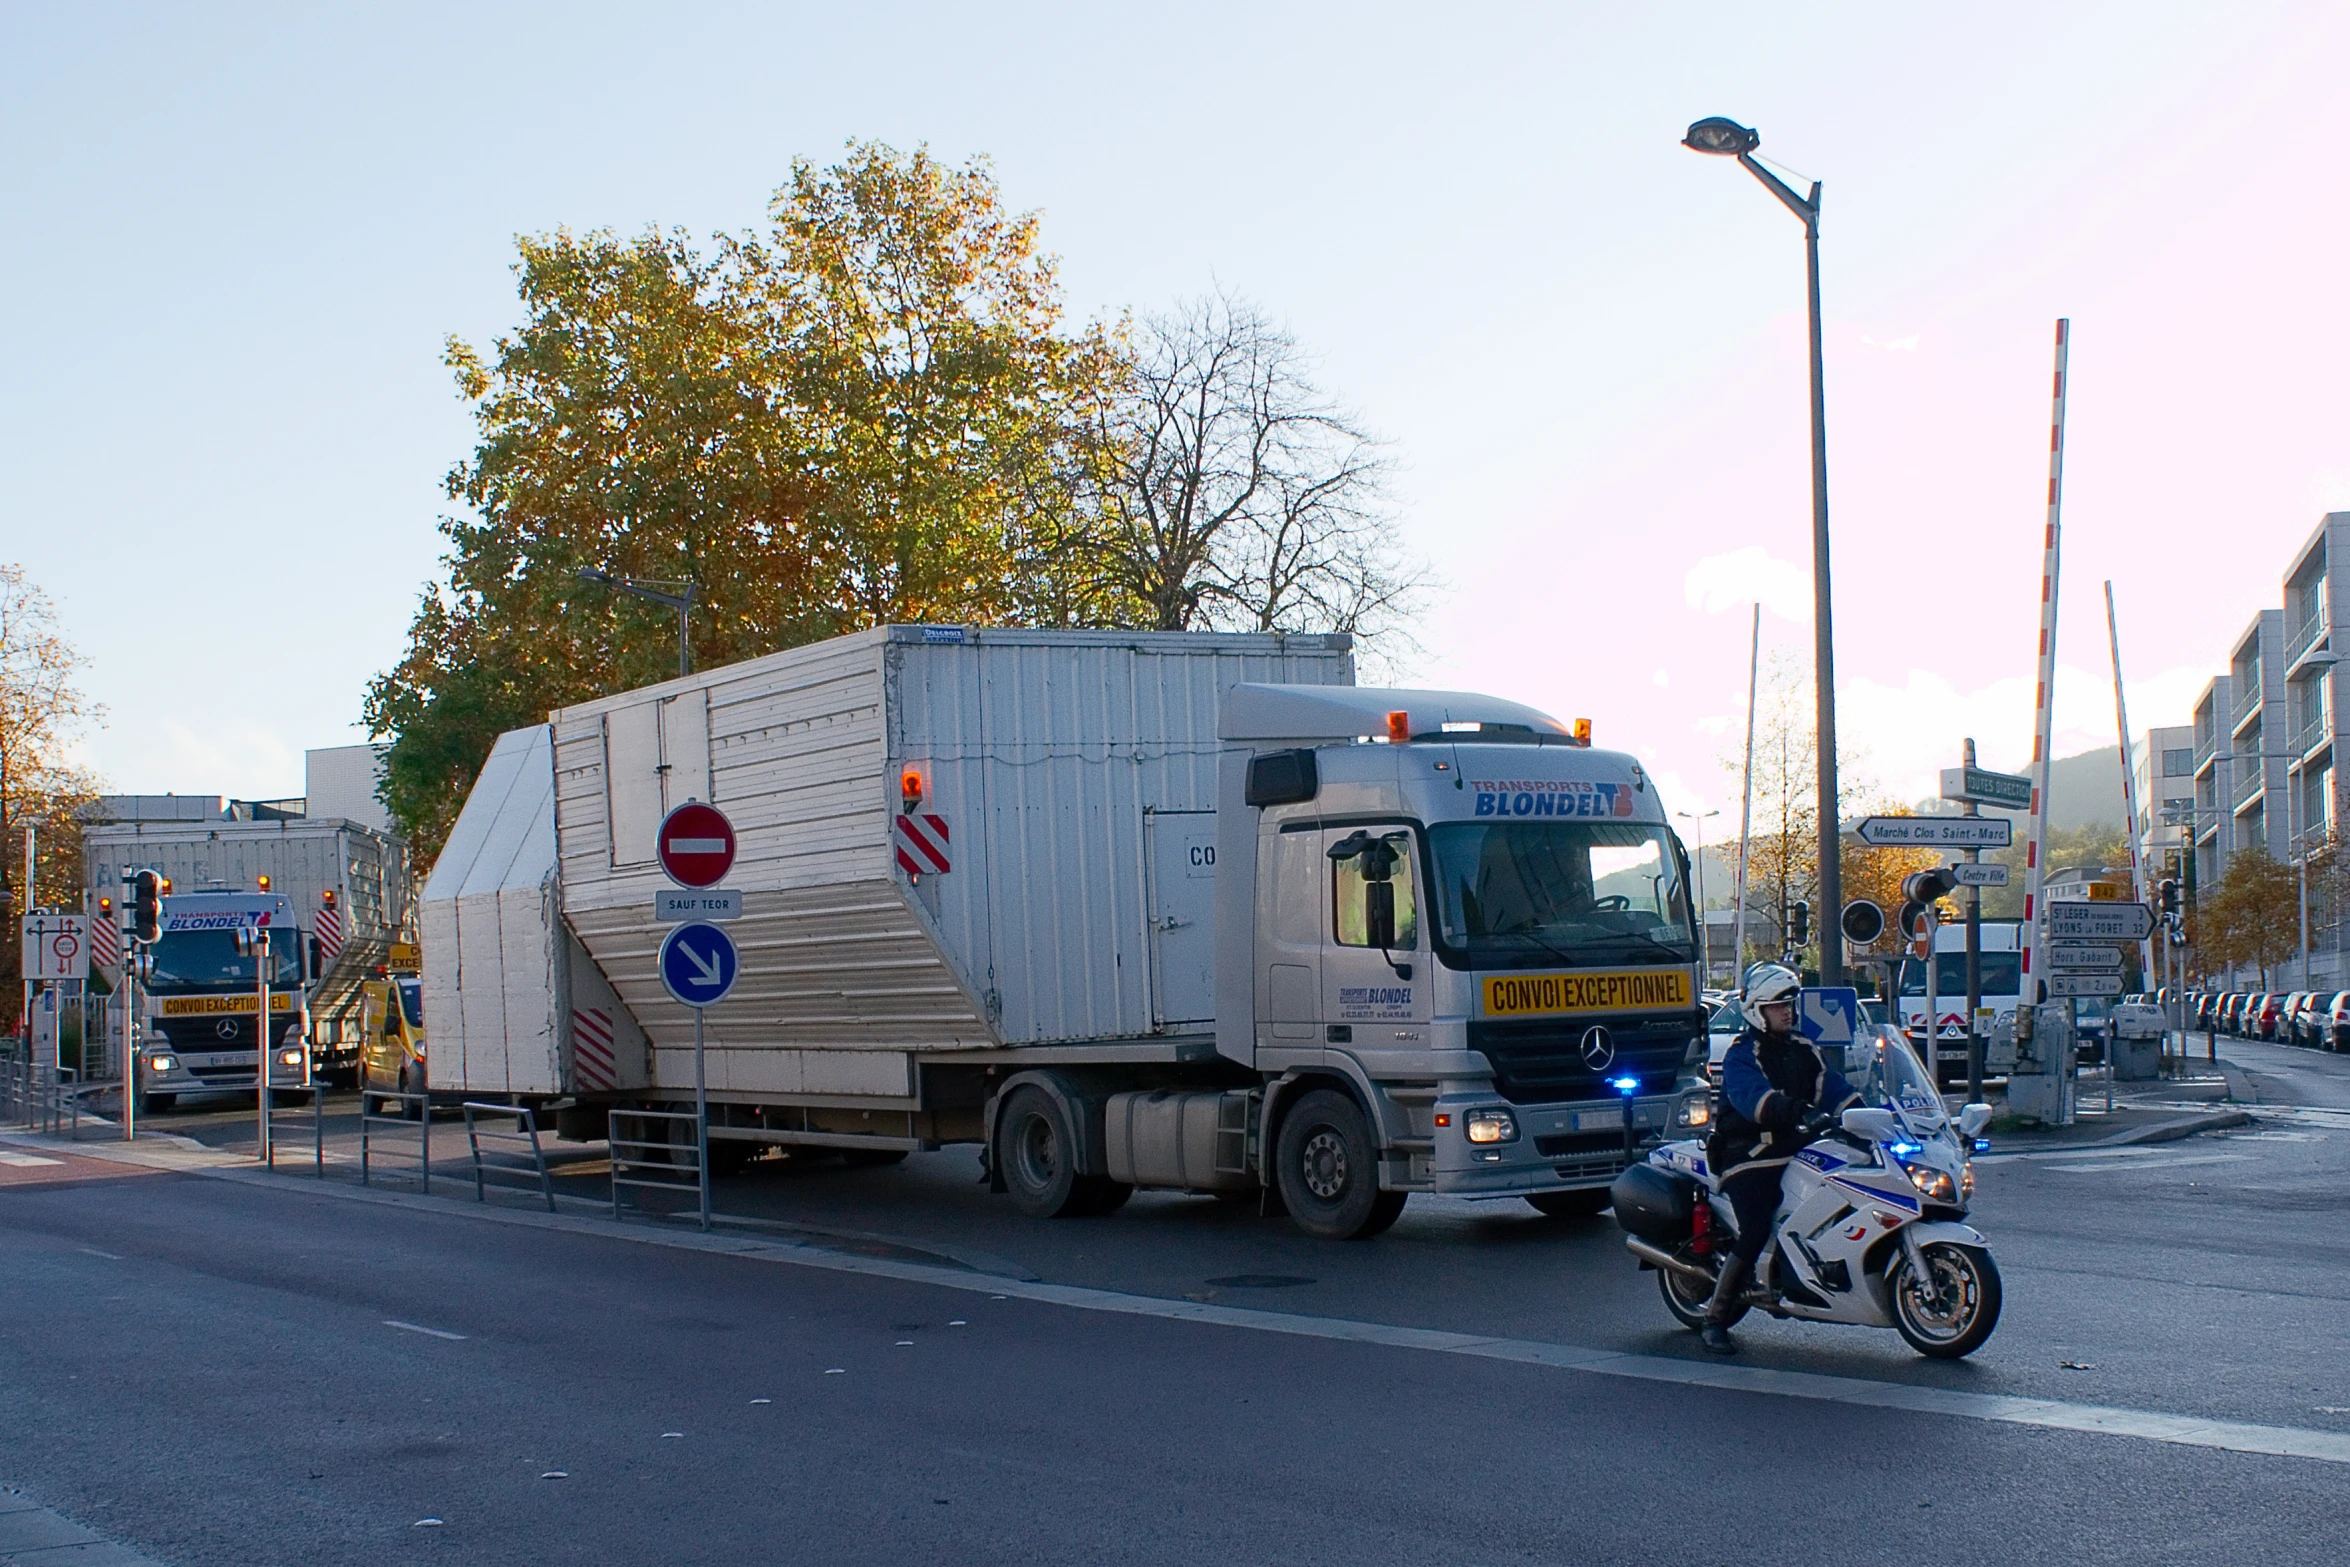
(315, 900), (345, 967)
(572, 1008), (617, 1092)
(90, 914), (121, 970)
(894, 814), (950, 876)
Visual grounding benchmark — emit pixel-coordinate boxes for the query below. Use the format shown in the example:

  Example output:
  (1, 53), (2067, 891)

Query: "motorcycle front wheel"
(1889, 1243), (2002, 1359)
(1658, 1245), (1744, 1331)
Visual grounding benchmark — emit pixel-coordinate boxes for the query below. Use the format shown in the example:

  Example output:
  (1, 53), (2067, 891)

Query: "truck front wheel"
(1275, 1089), (1405, 1240)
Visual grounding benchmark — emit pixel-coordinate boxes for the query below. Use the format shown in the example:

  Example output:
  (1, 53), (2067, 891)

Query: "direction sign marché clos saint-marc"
(1853, 816), (2013, 849)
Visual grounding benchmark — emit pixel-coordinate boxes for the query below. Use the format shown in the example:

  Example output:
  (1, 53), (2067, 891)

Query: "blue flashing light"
(1973, 1138), (1992, 1153)
(1889, 1141), (1923, 1157)
(1609, 1075), (1640, 1096)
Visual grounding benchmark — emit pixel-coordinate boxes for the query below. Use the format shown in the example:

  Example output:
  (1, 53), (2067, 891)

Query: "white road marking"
(78, 1246), (124, 1259)
(2042, 1154), (2251, 1175)
(383, 1319), (467, 1341)
(0, 1152), (64, 1167)
(73, 1144), (2350, 1471)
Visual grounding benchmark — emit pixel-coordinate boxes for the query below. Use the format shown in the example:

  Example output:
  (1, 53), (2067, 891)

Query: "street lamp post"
(1684, 116), (1844, 985)
(1677, 808), (1722, 978)
(578, 568), (697, 679)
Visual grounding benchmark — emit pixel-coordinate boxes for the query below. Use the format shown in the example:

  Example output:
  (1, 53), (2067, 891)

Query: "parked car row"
(2190, 989), (2350, 1052)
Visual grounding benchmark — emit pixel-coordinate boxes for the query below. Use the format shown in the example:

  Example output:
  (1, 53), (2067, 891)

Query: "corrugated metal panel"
(889, 631), (1353, 1045)
(542, 628), (1352, 1090)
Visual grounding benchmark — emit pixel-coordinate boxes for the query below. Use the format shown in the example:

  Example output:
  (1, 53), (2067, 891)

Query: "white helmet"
(1741, 963), (1802, 1032)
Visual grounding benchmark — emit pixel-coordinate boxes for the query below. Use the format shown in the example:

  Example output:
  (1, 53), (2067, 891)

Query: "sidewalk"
(1981, 1042), (2256, 1153)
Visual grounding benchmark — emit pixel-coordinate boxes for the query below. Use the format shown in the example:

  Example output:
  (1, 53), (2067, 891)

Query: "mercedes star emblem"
(1578, 1025), (1615, 1071)
(216, 1018), (240, 1041)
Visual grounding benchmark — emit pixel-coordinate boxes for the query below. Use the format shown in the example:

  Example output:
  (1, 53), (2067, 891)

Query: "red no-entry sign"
(657, 801), (737, 888)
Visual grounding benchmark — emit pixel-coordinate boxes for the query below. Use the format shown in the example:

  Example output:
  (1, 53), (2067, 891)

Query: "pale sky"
(6, 2), (2345, 830)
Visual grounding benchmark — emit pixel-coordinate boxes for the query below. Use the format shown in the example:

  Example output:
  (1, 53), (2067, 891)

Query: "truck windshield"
(1425, 821), (1693, 968)
(1899, 953), (2022, 996)
(395, 979), (423, 1028)
(146, 930), (303, 993)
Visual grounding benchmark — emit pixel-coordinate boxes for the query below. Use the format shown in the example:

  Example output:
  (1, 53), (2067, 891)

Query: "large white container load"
(426, 626), (1353, 1103)
(424, 623), (1715, 1239)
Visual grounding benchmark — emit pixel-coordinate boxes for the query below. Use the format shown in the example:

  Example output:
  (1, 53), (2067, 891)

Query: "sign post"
(654, 799), (741, 1234)
(658, 920), (738, 1231)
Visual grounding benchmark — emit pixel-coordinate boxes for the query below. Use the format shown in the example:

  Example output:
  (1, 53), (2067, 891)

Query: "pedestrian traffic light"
(131, 869), (163, 946)
(2159, 877), (2180, 914)
(1788, 900), (1810, 947)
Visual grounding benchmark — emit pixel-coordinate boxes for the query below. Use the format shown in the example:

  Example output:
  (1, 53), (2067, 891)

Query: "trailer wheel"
(1275, 1089), (1406, 1240)
(995, 1086), (1089, 1218)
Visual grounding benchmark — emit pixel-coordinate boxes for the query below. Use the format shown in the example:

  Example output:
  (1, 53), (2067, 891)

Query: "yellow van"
(359, 975), (427, 1104)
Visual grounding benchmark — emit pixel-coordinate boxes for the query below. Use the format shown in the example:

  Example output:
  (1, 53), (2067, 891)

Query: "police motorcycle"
(1611, 1028), (2002, 1359)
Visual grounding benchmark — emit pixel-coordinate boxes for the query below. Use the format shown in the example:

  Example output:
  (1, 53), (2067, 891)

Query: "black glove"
(1797, 1110), (1837, 1140)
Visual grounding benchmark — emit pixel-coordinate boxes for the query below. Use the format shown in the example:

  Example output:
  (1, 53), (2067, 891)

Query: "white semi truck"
(423, 627), (1711, 1238)
(82, 811), (413, 1090)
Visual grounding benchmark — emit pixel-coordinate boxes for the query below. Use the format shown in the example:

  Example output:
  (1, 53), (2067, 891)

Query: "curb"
(2093, 1109), (2252, 1147)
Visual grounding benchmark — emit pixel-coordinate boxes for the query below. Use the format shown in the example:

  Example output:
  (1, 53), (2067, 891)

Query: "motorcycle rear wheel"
(1890, 1243), (2002, 1359)
(1658, 1245), (1744, 1331)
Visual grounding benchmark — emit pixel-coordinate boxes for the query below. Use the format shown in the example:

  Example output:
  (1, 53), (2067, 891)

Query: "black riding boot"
(1700, 1255), (1751, 1355)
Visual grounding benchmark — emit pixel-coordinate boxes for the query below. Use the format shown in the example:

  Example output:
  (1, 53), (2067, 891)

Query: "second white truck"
(424, 627), (1712, 1238)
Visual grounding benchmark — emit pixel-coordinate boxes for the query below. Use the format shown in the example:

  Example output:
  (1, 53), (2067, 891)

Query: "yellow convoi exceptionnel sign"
(158, 994), (296, 1016)
(1481, 968), (1691, 1018)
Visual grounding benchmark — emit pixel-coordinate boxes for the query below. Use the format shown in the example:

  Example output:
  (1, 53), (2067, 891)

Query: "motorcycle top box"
(1610, 1162), (1700, 1243)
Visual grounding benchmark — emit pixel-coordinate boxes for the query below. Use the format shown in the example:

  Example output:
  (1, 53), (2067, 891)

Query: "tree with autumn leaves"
(367, 143), (1415, 858)
(0, 566), (102, 1032)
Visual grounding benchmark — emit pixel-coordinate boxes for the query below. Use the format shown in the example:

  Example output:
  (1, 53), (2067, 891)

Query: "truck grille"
(1468, 1017), (1695, 1105)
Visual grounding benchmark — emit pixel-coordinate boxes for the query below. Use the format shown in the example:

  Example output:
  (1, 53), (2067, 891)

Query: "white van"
(1896, 920), (2025, 1084)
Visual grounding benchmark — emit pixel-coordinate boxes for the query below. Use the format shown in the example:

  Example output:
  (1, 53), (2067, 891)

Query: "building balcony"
(2287, 610), (2327, 664)
(2234, 765), (2266, 809)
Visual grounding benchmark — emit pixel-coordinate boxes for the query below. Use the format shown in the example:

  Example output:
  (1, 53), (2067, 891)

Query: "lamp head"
(1684, 117), (1760, 156)
(577, 567), (611, 585)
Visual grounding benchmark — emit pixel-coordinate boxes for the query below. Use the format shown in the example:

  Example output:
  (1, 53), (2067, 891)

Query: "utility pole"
(1963, 738), (1985, 1105)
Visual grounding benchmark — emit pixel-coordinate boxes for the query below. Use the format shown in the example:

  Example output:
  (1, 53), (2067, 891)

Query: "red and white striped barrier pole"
(2023, 320), (2070, 1005)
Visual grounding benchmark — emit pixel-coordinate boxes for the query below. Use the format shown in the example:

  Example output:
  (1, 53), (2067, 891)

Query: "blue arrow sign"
(658, 921), (738, 1009)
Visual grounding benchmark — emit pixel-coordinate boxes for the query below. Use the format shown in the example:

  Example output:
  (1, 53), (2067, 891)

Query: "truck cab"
(136, 891), (310, 1113)
(1208, 686), (1713, 1225)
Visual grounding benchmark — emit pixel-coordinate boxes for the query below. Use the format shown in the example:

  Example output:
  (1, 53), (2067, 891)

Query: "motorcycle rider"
(1698, 963), (1861, 1355)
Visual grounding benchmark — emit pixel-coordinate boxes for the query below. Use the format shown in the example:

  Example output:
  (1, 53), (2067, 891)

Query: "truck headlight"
(1675, 1093), (1710, 1128)
(148, 1056), (177, 1073)
(278, 1049), (305, 1067)
(1464, 1109), (1518, 1145)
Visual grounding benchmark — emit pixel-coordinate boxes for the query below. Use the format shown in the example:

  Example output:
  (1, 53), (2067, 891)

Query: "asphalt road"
(7, 1046), (2345, 1564)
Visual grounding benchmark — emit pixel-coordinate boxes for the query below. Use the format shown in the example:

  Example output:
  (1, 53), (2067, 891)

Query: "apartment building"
(2132, 722), (2196, 885)
(2178, 511), (2350, 987)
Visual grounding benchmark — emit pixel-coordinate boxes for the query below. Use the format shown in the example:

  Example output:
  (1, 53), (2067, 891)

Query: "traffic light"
(1902, 868), (1959, 905)
(131, 869), (163, 946)
(1788, 900), (1811, 947)
(2159, 878), (2180, 915)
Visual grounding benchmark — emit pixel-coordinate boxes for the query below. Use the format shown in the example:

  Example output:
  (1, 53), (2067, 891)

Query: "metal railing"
(2233, 763), (2267, 808)
(2234, 680), (2264, 725)
(461, 1103), (555, 1212)
(609, 1107), (706, 1229)
(1, 1059), (80, 1138)
(2287, 610), (2327, 663)
(359, 1089), (431, 1192)
(263, 1084), (328, 1176)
